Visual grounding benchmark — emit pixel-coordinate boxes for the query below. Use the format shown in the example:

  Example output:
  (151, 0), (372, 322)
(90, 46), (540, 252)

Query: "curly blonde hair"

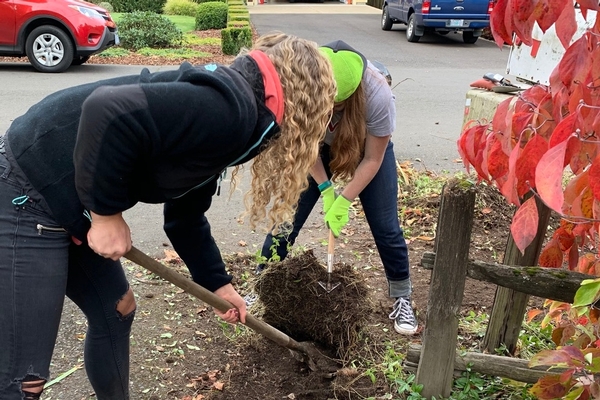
(329, 82), (367, 181)
(233, 32), (336, 233)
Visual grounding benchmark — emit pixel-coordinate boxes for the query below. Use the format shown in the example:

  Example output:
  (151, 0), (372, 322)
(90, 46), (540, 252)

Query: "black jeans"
(0, 152), (133, 399)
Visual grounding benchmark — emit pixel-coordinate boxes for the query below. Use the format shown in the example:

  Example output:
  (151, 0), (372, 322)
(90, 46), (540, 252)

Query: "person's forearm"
(309, 157), (329, 184)
(340, 158), (382, 200)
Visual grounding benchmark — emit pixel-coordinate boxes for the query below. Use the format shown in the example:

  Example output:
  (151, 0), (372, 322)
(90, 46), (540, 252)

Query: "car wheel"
(25, 25), (74, 73)
(463, 31), (478, 44)
(381, 5), (393, 31)
(71, 55), (90, 66)
(406, 14), (421, 42)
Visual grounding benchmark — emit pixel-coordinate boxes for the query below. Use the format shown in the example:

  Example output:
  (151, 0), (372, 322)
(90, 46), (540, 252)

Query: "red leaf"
(487, 135), (509, 179)
(539, 238), (564, 268)
(559, 35), (593, 87)
(532, 0), (568, 33)
(569, 139), (597, 175)
(529, 374), (569, 400)
(564, 170), (589, 213)
(535, 139), (566, 212)
(555, 1), (577, 49)
(516, 134), (548, 197)
(589, 155), (600, 202)
(510, 196), (539, 254)
(511, 0), (535, 45)
(490, 0), (513, 47)
(568, 243), (579, 271)
(549, 113), (578, 148)
(501, 143), (521, 205)
(554, 226), (575, 252)
(577, 0), (600, 19)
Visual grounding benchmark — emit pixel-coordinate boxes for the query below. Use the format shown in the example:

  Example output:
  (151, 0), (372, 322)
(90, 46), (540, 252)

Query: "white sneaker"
(389, 297), (418, 335)
(244, 292), (259, 308)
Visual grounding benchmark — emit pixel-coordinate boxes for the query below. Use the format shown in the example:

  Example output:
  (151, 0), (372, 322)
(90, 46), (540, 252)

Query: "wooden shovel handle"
(124, 246), (308, 355)
(328, 230), (335, 256)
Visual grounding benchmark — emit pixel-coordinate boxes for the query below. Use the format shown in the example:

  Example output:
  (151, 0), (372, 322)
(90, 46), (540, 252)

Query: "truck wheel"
(463, 31), (478, 44)
(406, 14), (421, 42)
(25, 25), (74, 73)
(382, 5), (393, 31)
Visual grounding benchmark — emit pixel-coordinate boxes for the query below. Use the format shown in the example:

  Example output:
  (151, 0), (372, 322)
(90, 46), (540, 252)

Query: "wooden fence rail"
(411, 181), (593, 398)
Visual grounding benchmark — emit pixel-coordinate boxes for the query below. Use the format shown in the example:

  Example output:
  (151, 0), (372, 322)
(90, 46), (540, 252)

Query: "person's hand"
(321, 186), (336, 214)
(87, 212), (132, 260)
(214, 284), (247, 324)
(324, 195), (352, 237)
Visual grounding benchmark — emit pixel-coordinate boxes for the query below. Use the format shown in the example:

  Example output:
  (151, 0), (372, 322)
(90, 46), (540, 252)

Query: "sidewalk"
(247, 2), (381, 14)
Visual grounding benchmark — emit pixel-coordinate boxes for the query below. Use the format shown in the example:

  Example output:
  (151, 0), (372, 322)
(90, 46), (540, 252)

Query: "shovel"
(124, 246), (329, 372)
(318, 230), (340, 293)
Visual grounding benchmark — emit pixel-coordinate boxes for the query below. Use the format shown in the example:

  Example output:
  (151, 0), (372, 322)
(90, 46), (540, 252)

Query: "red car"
(0, 0), (119, 73)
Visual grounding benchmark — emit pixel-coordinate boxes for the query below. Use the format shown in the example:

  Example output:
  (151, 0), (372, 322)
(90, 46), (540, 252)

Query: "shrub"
(227, 19), (249, 28)
(195, 2), (228, 30)
(228, 14), (249, 22)
(117, 11), (183, 50)
(98, 2), (114, 11)
(112, 0), (166, 13)
(163, 0), (199, 16)
(192, 0), (226, 3)
(221, 26), (251, 55)
(227, 6), (248, 13)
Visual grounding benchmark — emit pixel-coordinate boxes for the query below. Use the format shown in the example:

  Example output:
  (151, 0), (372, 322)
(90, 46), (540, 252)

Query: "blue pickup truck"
(381, 0), (495, 44)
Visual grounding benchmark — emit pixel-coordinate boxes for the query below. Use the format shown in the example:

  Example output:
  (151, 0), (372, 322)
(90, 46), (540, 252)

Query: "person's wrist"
(318, 180), (332, 192)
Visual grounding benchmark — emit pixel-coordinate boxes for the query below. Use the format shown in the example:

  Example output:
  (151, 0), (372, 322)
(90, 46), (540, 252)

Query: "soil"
(2, 30), (541, 400)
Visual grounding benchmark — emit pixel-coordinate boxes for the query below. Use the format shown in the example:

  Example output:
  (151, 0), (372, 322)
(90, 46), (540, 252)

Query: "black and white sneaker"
(244, 292), (259, 308)
(389, 297), (418, 335)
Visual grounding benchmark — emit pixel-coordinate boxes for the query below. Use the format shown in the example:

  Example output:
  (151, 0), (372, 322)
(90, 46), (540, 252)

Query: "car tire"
(25, 25), (74, 73)
(463, 31), (478, 44)
(71, 55), (90, 66)
(406, 14), (420, 42)
(381, 5), (393, 31)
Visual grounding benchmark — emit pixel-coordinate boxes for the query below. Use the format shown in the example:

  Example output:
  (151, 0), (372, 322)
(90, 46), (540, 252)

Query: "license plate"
(114, 33), (120, 45)
(449, 19), (464, 27)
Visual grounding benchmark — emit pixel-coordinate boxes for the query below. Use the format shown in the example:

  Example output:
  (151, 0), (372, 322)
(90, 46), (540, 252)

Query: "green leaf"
(573, 280), (600, 307)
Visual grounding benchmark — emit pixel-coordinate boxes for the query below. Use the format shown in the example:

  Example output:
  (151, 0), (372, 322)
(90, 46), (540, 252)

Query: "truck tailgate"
(427, 0), (490, 19)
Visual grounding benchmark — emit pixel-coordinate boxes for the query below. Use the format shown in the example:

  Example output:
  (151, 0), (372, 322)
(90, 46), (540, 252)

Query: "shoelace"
(388, 297), (416, 325)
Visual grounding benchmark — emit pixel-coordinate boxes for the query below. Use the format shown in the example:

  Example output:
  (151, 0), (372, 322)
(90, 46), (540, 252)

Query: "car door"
(0, 0), (15, 48)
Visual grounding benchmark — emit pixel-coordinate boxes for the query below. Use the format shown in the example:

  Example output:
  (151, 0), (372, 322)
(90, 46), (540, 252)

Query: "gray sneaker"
(389, 297), (418, 335)
(244, 292), (259, 308)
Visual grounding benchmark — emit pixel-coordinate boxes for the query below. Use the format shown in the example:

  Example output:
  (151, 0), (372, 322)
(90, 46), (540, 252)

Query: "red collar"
(249, 50), (284, 124)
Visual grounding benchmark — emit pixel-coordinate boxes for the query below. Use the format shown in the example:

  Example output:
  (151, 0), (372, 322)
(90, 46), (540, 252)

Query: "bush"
(192, 0), (226, 3)
(195, 2), (228, 30)
(227, 6), (248, 13)
(112, 0), (166, 13)
(221, 26), (251, 55)
(117, 11), (183, 50)
(163, 0), (199, 16)
(228, 14), (249, 22)
(98, 2), (114, 12)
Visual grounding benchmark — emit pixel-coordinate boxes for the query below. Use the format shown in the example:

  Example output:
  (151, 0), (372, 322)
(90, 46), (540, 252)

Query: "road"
(0, 5), (511, 255)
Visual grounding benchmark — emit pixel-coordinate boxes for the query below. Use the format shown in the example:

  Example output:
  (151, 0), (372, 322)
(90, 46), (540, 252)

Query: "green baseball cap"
(320, 40), (367, 102)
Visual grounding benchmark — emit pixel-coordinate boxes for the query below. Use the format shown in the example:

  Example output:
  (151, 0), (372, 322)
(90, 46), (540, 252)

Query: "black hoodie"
(5, 57), (279, 291)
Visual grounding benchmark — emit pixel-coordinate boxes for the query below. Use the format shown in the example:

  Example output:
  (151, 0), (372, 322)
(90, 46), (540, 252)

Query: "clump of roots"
(254, 250), (372, 362)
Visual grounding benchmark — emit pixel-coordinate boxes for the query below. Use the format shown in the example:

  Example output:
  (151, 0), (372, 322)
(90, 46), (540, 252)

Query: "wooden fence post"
(482, 196), (551, 354)
(416, 179), (476, 399)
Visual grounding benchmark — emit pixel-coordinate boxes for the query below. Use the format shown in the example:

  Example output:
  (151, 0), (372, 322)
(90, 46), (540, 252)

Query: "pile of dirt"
(254, 250), (372, 362)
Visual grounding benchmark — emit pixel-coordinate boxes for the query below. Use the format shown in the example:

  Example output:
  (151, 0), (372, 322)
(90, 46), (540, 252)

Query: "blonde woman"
(0, 33), (335, 400)
(257, 40), (417, 336)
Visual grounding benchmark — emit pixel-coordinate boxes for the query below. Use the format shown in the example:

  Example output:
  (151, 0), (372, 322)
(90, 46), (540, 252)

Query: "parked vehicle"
(0, 0), (119, 73)
(381, 0), (495, 44)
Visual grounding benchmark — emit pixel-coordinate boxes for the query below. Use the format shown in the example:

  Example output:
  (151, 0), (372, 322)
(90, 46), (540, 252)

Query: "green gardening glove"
(324, 195), (352, 237)
(321, 186), (336, 214)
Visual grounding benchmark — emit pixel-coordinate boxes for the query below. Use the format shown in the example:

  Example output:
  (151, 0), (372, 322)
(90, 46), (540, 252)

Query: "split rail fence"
(406, 178), (594, 399)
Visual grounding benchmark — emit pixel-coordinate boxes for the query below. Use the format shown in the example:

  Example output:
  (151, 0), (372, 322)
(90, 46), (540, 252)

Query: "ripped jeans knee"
(116, 287), (136, 320)
(20, 375), (46, 400)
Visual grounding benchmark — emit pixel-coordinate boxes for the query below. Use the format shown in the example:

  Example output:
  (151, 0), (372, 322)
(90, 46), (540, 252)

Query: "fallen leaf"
(238, 240), (247, 247)
(481, 207), (493, 214)
(416, 236), (435, 241)
(213, 381), (224, 390)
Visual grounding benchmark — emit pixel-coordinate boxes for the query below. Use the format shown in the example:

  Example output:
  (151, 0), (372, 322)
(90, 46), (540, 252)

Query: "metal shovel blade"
(318, 230), (340, 293)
